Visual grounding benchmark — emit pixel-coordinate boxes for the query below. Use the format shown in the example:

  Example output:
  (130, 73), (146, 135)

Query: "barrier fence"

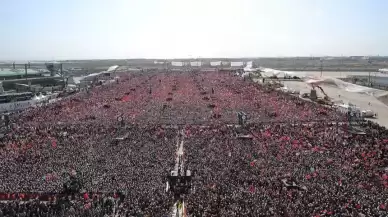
(0, 192), (119, 201)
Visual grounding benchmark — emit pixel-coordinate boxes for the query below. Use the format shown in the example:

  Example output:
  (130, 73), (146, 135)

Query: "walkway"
(171, 129), (186, 217)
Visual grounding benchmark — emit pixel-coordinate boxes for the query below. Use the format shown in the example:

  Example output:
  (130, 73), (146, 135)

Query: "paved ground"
(171, 130), (185, 217)
(280, 70), (388, 127)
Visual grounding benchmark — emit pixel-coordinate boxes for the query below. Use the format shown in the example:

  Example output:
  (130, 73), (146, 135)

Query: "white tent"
(379, 68), (388, 74)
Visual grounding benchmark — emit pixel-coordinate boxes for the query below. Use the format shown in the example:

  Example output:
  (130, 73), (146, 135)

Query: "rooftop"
(0, 68), (44, 77)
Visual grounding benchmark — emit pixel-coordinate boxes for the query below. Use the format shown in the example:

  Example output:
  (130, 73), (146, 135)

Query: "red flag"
(121, 95), (130, 102)
(312, 146), (320, 152)
(83, 193), (89, 200)
(280, 136), (289, 141)
(249, 185), (255, 193)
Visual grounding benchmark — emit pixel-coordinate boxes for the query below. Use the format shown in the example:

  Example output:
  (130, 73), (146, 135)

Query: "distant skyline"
(1, 0), (387, 60)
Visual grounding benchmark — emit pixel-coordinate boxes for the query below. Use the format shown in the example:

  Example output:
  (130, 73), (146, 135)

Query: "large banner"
(171, 62), (184, 67)
(231, 62), (244, 67)
(210, 61), (221, 66)
(190, 61), (202, 67)
(221, 61), (230, 66)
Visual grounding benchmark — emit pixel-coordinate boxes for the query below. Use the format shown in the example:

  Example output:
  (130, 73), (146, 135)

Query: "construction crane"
(315, 85), (329, 101)
(311, 84), (330, 101)
(310, 84), (332, 105)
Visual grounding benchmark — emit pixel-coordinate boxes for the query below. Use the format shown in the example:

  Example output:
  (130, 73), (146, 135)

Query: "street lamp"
(368, 59), (372, 86)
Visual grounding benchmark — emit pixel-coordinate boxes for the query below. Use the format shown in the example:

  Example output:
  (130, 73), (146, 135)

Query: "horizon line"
(1, 55), (387, 62)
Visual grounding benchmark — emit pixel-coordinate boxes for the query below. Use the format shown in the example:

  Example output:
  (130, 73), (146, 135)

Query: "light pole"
(320, 58), (323, 77)
(368, 59), (372, 86)
(198, 56), (201, 71)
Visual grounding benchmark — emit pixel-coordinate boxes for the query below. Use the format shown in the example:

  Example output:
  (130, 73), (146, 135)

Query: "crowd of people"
(0, 121), (177, 216)
(184, 121), (388, 216)
(0, 69), (385, 216)
(0, 192), (122, 216)
(12, 70), (345, 126)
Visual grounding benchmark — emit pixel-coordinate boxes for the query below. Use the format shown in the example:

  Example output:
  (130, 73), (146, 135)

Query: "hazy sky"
(1, 0), (387, 60)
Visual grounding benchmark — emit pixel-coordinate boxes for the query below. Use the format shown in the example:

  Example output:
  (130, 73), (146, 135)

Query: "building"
(0, 68), (45, 80)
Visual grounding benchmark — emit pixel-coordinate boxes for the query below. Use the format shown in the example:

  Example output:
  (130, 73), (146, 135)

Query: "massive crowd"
(0, 122), (176, 216)
(13, 70), (345, 126)
(0, 69), (386, 216)
(184, 121), (388, 216)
